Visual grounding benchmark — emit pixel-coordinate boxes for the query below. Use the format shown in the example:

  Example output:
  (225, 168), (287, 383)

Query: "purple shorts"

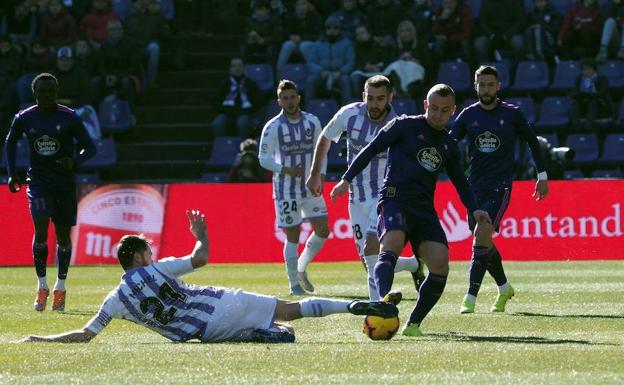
(377, 198), (448, 248)
(468, 188), (512, 232)
(27, 183), (77, 226)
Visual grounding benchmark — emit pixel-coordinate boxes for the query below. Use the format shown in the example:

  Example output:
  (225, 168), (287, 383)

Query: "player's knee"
(473, 222), (494, 245)
(363, 237), (380, 256)
(314, 226), (330, 239)
(284, 227), (300, 243)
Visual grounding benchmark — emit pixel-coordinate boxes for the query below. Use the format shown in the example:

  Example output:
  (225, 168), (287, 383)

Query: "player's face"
(424, 93), (456, 130)
(34, 79), (58, 109)
(277, 89), (301, 115)
(136, 247), (154, 267)
(364, 86), (392, 121)
(475, 74), (500, 106)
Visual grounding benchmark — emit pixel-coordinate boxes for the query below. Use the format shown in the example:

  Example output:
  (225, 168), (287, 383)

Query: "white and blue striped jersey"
(85, 257), (226, 342)
(259, 110), (323, 200)
(322, 102), (397, 202)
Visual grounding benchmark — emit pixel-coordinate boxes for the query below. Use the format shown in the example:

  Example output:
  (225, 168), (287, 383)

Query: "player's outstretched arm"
(17, 328), (97, 343)
(307, 136), (332, 196)
(330, 179), (350, 203)
(186, 210), (209, 269)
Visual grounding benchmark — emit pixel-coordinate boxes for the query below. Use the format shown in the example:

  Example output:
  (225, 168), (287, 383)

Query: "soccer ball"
(362, 315), (400, 340)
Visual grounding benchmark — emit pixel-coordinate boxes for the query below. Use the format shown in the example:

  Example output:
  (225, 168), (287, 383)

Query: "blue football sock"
(374, 250), (398, 298)
(408, 272), (447, 326)
(487, 246), (508, 286)
(467, 245), (491, 297)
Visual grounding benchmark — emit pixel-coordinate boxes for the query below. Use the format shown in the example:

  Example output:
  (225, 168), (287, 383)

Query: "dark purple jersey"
(343, 114), (478, 215)
(4, 104), (96, 189)
(450, 100), (546, 190)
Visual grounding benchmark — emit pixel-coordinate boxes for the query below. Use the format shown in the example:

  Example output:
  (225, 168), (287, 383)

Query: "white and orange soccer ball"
(362, 315), (400, 341)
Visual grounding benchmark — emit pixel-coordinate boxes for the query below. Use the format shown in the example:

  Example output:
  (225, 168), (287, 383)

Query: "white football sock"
(364, 255), (380, 301)
(37, 276), (48, 290)
(283, 242), (299, 288)
(54, 278), (66, 291)
(498, 282), (510, 294)
(464, 294), (477, 303)
(395, 256), (419, 272)
(299, 297), (349, 317)
(297, 233), (327, 272)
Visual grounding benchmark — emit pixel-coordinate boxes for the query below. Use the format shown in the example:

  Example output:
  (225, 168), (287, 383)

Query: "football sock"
(299, 297), (349, 317)
(487, 246), (508, 287)
(364, 254), (380, 301)
(498, 282), (510, 294)
(54, 278), (66, 291)
(37, 276), (48, 290)
(467, 245), (491, 297)
(464, 294), (477, 303)
(33, 241), (48, 279)
(408, 272), (448, 326)
(297, 233), (327, 272)
(57, 245), (71, 280)
(283, 241), (299, 288)
(374, 250), (398, 298)
(394, 256), (419, 273)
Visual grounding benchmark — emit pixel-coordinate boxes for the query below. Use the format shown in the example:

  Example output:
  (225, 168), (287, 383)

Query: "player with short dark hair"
(451, 65), (549, 314)
(4, 72), (96, 312)
(17, 210), (398, 344)
(331, 84), (490, 336)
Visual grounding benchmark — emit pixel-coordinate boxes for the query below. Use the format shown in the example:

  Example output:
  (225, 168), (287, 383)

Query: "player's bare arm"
(7, 175), (23, 193)
(185, 209), (209, 268)
(533, 180), (549, 201)
(17, 328), (97, 343)
(306, 135), (332, 196)
(330, 179), (350, 203)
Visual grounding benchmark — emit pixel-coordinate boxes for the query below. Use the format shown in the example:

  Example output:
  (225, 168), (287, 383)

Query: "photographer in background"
(227, 138), (271, 183)
(517, 136), (575, 180)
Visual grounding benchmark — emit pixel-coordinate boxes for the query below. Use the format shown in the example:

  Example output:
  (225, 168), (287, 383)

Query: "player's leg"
(52, 223), (71, 311)
(297, 196), (329, 292)
(349, 200), (380, 300)
(273, 298), (398, 321)
(27, 186), (51, 311)
(461, 218), (494, 314)
(275, 198), (305, 294)
(373, 200), (407, 298)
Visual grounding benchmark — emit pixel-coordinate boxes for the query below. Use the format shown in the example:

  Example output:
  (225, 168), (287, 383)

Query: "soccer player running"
(306, 75), (422, 301)
(17, 210), (398, 344)
(331, 84), (490, 336)
(451, 65), (549, 314)
(258, 80), (330, 295)
(4, 72), (96, 312)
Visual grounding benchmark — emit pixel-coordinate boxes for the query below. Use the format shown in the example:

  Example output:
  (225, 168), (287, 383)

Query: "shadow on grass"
(423, 332), (617, 346)
(59, 310), (97, 316)
(512, 312), (624, 320)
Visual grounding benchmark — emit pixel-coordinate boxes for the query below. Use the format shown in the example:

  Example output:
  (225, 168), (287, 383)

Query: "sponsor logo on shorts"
(313, 206), (319, 212)
(475, 131), (500, 153)
(417, 147), (442, 172)
(385, 186), (396, 197)
(34, 135), (60, 156)
(285, 216), (293, 224)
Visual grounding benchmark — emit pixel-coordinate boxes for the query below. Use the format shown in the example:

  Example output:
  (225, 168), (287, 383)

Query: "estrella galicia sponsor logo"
(475, 131), (500, 153)
(34, 135), (60, 156)
(417, 147), (442, 172)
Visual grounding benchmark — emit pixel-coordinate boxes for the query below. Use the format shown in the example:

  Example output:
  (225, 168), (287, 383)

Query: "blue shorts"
(468, 188), (512, 232)
(376, 198), (448, 249)
(27, 183), (77, 226)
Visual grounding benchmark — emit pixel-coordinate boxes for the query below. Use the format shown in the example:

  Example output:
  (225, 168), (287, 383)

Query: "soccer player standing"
(258, 80), (329, 295)
(451, 65), (549, 314)
(4, 72), (96, 311)
(331, 84), (490, 336)
(306, 75), (422, 301)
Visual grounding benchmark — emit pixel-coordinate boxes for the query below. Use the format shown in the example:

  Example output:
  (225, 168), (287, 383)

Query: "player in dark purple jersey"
(4, 73), (96, 312)
(450, 65), (549, 314)
(331, 84), (490, 337)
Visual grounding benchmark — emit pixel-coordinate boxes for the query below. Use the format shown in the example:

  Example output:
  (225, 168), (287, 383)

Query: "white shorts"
(201, 288), (277, 342)
(274, 195), (328, 228)
(348, 198), (379, 256)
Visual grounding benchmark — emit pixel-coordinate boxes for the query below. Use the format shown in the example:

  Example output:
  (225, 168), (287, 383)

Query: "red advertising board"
(1, 180), (623, 265)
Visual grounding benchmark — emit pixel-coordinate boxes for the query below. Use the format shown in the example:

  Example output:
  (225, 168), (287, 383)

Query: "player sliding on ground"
(17, 210), (398, 344)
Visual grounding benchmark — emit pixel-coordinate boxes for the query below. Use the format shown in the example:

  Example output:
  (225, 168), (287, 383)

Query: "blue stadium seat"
(279, 64), (309, 91)
(563, 169), (584, 180)
(549, 0), (574, 15)
(538, 133), (559, 147)
(483, 61), (511, 89)
(565, 134), (599, 166)
(599, 134), (624, 166)
(506, 97), (536, 124)
(79, 139), (117, 169)
(206, 136), (243, 169)
(534, 96), (570, 131)
(511, 61), (549, 94)
(591, 169), (622, 179)
(200, 172), (227, 183)
(99, 95), (133, 133)
(306, 99), (338, 126)
(245, 63), (274, 93)
(437, 61), (471, 95)
(598, 61), (624, 91)
(392, 98), (418, 116)
(111, 0), (132, 19)
(159, 0), (175, 20)
(0, 138), (29, 170)
(549, 60), (581, 94)
(615, 98), (624, 131)
(465, 0), (482, 16)
(264, 100), (282, 122)
(76, 174), (101, 184)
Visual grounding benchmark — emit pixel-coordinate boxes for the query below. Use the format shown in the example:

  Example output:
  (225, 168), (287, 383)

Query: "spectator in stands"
(5, 0), (37, 44)
(596, 0), (624, 62)
(124, 0), (170, 89)
(407, 0), (434, 46)
(95, 19), (140, 109)
(384, 20), (427, 100)
(366, 0), (400, 48)
(211, 57), (261, 138)
(558, 0), (602, 59)
(0, 34), (21, 129)
(276, 0), (322, 70)
(569, 58), (614, 132)
(17, 38), (54, 104)
(39, 0), (77, 48)
(329, 0), (366, 41)
(350, 24), (388, 93)
(243, 0), (283, 64)
(430, 0), (474, 65)
(74, 37), (99, 78)
(227, 138), (272, 182)
(304, 15), (354, 105)
(80, 0), (118, 45)
(473, 0), (526, 62)
(524, 0), (562, 63)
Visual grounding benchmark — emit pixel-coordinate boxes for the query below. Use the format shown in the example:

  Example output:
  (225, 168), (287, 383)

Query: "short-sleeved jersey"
(343, 115), (478, 214)
(322, 102), (397, 202)
(4, 104), (96, 190)
(259, 110), (323, 200)
(450, 100), (545, 190)
(85, 257), (226, 342)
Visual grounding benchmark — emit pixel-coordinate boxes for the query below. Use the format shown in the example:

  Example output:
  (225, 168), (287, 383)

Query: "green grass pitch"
(1, 261), (623, 385)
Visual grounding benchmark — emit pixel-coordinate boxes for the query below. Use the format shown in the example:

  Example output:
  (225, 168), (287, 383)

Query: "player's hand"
(56, 157), (74, 170)
(306, 172), (323, 196)
(7, 175), (23, 193)
(472, 209), (491, 224)
(186, 209), (207, 241)
(533, 180), (549, 201)
(282, 166), (303, 177)
(330, 179), (350, 203)
(16, 335), (41, 343)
